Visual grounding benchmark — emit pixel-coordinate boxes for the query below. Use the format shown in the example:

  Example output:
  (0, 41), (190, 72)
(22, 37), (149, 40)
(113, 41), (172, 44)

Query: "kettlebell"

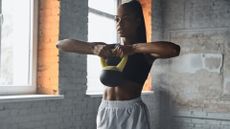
(100, 55), (128, 87)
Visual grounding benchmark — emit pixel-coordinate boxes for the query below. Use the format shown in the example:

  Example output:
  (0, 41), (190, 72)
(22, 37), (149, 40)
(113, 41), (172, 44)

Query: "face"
(116, 5), (140, 38)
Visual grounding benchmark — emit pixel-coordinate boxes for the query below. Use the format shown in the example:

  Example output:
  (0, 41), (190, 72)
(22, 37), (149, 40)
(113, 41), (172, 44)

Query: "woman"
(56, 0), (180, 129)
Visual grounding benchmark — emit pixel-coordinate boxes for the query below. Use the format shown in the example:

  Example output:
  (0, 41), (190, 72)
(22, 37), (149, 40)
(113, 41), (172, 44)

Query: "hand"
(93, 42), (114, 58)
(112, 45), (134, 57)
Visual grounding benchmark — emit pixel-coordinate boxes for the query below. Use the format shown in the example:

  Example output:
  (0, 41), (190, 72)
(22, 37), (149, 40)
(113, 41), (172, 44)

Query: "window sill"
(86, 91), (104, 97)
(86, 91), (154, 97)
(142, 91), (155, 95)
(0, 94), (64, 103)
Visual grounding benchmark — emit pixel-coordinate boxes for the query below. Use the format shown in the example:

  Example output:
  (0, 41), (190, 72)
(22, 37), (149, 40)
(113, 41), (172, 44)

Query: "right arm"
(56, 39), (97, 54)
(56, 39), (114, 58)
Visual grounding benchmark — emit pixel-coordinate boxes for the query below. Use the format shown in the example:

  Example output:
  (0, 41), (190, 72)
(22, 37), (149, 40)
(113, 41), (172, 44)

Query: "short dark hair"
(122, 0), (147, 43)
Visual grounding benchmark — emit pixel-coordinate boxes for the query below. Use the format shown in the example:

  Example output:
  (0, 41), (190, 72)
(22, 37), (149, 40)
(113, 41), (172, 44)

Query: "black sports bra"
(106, 53), (152, 85)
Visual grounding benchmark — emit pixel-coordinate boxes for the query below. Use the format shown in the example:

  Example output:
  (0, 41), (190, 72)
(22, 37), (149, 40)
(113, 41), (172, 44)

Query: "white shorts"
(96, 97), (151, 129)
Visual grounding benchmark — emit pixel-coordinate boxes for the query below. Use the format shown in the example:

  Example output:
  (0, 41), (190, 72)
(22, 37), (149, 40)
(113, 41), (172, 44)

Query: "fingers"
(113, 46), (124, 57)
(96, 44), (113, 58)
(100, 49), (112, 58)
(95, 44), (133, 58)
(112, 45), (134, 57)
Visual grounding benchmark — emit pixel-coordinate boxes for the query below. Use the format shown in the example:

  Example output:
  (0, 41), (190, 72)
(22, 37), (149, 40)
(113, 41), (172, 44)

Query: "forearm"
(132, 41), (180, 58)
(56, 39), (95, 54)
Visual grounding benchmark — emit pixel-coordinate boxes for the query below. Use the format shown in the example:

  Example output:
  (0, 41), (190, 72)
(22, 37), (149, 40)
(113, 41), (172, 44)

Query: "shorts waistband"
(99, 97), (143, 108)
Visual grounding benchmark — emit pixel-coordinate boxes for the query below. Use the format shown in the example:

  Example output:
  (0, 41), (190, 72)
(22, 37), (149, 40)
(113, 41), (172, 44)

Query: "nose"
(115, 16), (123, 26)
(116, 21), (122, 31)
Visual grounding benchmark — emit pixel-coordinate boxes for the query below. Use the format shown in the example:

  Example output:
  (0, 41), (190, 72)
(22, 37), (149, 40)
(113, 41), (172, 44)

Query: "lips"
(117, 29), (122, 33)
(117, 28), (124, 34)
(118, 30), (125, 36)
(117, 26), (125, 36)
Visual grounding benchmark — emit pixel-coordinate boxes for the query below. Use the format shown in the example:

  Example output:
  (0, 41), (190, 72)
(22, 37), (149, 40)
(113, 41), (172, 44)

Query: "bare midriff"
(103, 80), (143, 100)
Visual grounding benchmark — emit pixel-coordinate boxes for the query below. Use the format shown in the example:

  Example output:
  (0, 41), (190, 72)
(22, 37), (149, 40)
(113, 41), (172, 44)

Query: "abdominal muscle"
(103, 80), (143, 100)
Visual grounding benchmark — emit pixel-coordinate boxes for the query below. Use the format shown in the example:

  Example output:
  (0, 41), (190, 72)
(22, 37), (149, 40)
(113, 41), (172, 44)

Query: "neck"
(120, 37), (138, 45)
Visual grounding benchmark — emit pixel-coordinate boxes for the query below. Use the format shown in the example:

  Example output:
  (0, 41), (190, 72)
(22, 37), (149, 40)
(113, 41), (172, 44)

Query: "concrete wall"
(155, 0), (230, 128)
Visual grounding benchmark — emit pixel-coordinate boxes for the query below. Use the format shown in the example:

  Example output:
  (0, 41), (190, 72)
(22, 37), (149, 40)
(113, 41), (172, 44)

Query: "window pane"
(89, 0), (117, 15)
(88, 12), (117, 43)
(87, 0), (117, 93)
(87, 13), (117, 92)
(0, 0), (31, 86)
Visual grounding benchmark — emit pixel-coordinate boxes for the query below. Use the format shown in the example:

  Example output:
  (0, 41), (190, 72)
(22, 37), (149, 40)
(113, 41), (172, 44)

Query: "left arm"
(132, 41), (180, 58)
(114, 41), (180, 59)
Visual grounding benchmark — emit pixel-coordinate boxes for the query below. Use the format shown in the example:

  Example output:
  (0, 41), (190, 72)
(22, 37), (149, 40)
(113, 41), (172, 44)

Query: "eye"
(114, 16), (121, 22)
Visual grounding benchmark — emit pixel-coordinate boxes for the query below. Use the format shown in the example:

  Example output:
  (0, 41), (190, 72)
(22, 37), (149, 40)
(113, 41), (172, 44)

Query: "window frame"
(0, 0), (38, 95)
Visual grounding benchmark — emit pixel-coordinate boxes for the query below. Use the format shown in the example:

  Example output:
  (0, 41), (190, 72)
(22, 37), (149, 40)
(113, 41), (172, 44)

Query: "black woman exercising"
(56, 1), (180, 129)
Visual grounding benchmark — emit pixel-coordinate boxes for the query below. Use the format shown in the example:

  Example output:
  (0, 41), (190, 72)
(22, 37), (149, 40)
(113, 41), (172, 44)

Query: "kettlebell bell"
(100, 55), (128, 87)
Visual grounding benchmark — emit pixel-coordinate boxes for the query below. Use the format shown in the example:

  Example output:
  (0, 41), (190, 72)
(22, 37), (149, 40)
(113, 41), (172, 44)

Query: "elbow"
(56, 39), (65, 49)
(162, 41), (181, 57)
(56, 41), (62, 49)
(56, 39), (72, 51)
(173, 45), (181, 57)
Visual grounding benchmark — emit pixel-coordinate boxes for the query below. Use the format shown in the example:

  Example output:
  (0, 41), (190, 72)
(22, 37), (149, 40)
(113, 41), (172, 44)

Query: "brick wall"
(0, 0), (100, 129)
(154, 0), (230, 128)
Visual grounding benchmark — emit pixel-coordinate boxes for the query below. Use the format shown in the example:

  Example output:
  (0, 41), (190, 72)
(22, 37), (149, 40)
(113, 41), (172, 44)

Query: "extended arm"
(56, 39), (115, 58)
(132, 41), (180, 58)
(56, 39), (96, 54)
(114, 41), (180, 59)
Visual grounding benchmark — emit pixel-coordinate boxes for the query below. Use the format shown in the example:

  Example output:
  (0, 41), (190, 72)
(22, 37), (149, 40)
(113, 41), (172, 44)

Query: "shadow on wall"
(159, 89), (182, 129)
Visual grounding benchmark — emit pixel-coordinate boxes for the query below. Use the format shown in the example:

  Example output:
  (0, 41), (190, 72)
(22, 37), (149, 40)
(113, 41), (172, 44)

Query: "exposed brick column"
(37, 0), (60, 94)
(140, 0), (153, 91)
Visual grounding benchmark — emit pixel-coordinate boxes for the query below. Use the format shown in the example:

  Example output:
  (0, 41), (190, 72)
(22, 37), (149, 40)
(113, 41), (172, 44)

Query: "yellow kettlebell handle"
(100, 56), (128, 72)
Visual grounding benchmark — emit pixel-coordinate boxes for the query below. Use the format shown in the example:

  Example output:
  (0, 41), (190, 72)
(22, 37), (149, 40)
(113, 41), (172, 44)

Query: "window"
(87, 0), (119, 94)
(0, 0), (38, 95)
